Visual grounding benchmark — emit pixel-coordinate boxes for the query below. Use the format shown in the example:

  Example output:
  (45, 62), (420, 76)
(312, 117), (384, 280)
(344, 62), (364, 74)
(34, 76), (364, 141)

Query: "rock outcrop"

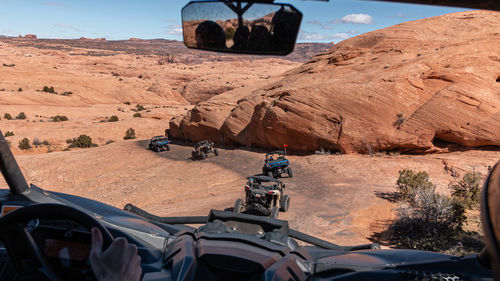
(169, 11), (500, 153)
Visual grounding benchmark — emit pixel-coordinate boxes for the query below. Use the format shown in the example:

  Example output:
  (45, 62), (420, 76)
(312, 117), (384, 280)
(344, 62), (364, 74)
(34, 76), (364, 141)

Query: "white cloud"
(340, 14), (374, 24)
(298, 30), (350, 41)
(165, 24), (182, 36)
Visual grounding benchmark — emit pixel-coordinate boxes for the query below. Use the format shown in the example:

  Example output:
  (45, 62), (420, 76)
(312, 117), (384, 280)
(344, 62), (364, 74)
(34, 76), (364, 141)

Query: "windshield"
(0, 0), (498, 257)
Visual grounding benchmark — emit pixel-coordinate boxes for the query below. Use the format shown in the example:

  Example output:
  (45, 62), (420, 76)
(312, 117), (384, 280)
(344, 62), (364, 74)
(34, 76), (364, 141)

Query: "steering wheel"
(0, 203), (114, 281)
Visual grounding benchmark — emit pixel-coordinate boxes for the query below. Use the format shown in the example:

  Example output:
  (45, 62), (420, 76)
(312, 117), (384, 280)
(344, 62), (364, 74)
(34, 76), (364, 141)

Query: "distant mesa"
(129, 37), (142, 41)
(18, 34), (37, 39)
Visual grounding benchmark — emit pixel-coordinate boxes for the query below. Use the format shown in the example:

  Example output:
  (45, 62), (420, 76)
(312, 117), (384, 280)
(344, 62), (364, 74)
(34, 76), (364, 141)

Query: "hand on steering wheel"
(90, 227), (142, 281)
(0, 204), (140, 281)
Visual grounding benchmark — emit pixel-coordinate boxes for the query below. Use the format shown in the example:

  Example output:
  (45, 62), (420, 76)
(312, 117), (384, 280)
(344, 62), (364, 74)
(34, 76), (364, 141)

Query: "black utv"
(192, 140), (219, 160)
(262, 151), (293, 178)
(149, 136), (170, 152)
(234, 175), (290, 219)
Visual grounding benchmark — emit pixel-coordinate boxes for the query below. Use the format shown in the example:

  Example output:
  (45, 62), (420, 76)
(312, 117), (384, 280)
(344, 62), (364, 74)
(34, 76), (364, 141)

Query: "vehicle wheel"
(270, 207), (279, 219)
(192, 151), (196, 160)
(234, 199), (243, 213)
(267, 171), (274, 178)
(166, 145), (170, 151)
(154, 147), (160, 152)
(287, 167), (293, 178)
(280, 195), (290, 212)
(214, 148), (219, 156)
(200, 151), (206, 159)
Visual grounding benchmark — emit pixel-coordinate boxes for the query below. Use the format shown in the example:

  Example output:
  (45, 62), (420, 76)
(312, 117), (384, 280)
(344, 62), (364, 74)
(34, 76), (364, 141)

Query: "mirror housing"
(181, 1), (302, 55)
(482, 162), (500, 278)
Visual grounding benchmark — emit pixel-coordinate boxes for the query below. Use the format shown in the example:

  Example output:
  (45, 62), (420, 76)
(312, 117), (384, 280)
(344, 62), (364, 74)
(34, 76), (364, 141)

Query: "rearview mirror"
(181, 1), (302, 55)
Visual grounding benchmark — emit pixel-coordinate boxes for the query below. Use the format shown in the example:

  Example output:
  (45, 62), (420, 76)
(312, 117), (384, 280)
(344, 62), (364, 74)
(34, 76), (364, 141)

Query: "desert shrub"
(61, 91), (73, 96)
(18, 138), (31, 150)
(105, 139), (115, 145)
(16, 112), (26, 120)
(124, 101), (131, 105)
(4, 113), (12, 120)
(394, 113), (405, 128)
(388, 186), (467, 251)
(63, 148), (71, 151)
(42, 86), (55, 93)
(124, 128), (136, 140)
(377, 169), (480, 254)
(396, 169), (435, 203)
(33, 138), (42, 146)
(133, 104), (145, 112)
(449, 171), (482, 210)
(4, 131), (14, 137)
(68, 135), (94, 148)
(108, 115), (119, 122)
(66, 138), (75, 144)
(42, 140), (50, 146)
(17, 87), (22, 92)
(133, 112), (141, 118)
(52, 115), (68, 122)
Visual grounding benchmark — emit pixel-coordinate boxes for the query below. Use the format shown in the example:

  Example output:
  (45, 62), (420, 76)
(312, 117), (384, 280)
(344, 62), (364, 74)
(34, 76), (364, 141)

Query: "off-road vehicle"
(262, 151), (293, 178)
(234, 175), (290, 219)
(192, 140), (219, 160)
(149, 135), (170, 152)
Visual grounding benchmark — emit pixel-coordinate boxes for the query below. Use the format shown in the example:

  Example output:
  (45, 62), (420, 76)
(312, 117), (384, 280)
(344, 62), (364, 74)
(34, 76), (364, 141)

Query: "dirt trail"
(1, 141), (497, 246)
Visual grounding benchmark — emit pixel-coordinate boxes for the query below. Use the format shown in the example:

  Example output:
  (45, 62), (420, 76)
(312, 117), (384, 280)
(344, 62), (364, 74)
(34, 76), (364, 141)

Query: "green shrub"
(124, 128), (136, 140)
(42, 86), (55, 93)
(52, 115), (68, 122)
(4, 131), (14, 137)
(374, 169), (482, 254)
(68, 135), (94, 148)
(136, 104), (145, 111)
(394, 113), (405, 128)
(17, 87), (22, 92)
(124, 101), (131, 105)
(16, 112), (26, 120)
(18, 138), (31, 150)
(396, 169), (435, 203)
(449, 171), (482, 210)
(108, 115), (119, 122)
(33, 138), (42, 146)
(133, 112), (141, 118)
(386, 186), (468, 252)
(4, 113), (12, 120)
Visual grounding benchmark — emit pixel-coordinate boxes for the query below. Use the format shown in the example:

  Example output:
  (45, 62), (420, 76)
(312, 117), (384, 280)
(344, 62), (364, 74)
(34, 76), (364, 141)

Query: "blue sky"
(0, 0), (468, 43)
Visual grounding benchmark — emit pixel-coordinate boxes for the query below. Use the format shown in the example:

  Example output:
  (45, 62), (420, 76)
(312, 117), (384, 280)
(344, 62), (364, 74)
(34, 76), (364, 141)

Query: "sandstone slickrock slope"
(169, 10), (500, 153)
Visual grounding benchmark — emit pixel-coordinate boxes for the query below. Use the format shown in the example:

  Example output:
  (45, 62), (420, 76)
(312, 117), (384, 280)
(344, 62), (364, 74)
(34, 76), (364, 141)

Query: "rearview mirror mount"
(181, 1), (302, 55)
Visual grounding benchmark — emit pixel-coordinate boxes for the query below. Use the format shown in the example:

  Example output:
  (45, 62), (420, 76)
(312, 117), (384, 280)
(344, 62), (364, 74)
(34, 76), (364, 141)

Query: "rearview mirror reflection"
(182, 1), (302, 55)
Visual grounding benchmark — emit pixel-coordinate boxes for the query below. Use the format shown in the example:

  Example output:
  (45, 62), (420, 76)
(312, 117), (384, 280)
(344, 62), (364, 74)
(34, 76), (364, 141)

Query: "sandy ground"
(0, 38), (496, 248)
(1, 141), (496, 246)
